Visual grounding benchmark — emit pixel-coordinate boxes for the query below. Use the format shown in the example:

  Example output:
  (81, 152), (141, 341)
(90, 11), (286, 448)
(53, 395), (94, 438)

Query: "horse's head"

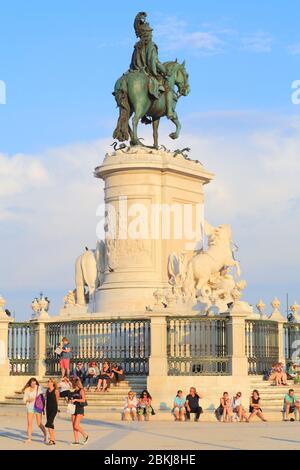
(208, 224), (232, 247)
(164, 60), (190, 97)
(175, 60), (190, 97)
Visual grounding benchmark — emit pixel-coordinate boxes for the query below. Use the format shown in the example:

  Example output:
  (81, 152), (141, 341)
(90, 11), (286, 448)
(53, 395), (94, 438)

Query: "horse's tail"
(113, 75), (130, 142)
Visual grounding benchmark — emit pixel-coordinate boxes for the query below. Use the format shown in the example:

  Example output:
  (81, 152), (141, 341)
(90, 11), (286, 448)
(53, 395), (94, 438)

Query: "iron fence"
(245, 319), (279, 374)
(8, 322), (37, 375)
(167, 317), (230, 375)
(45, 319), (150, 376)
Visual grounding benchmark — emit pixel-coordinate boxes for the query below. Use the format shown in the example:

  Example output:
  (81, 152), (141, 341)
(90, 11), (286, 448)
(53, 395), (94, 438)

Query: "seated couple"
(123, 390), (154, 421)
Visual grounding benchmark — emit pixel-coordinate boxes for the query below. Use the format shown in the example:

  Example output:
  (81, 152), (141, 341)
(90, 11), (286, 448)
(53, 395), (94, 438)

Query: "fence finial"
(256, 299), (266, 319)
(290, 302), (300, 322)
(270, 297), (285, 321)
(0, 295), (6, 317)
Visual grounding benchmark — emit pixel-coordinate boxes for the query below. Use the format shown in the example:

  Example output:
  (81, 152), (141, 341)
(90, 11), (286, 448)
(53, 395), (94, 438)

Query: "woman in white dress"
(123, 391), (138, 421)
(22, 377), (47, 444)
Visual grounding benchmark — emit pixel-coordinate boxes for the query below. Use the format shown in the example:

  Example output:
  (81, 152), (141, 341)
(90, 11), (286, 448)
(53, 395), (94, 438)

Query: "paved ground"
(1, 412), (300, 450)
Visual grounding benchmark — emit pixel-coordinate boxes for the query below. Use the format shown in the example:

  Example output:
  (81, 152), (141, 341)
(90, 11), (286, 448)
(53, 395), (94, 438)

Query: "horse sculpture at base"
(183, 223), (241, 299)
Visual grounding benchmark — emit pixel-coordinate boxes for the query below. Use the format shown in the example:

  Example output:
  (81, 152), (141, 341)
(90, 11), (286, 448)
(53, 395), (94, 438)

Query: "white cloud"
(1, 113), (300, 318)
(154, 16), (273, 55)
(0, 139), (109, 295)
(0, 153), (49, 199)
(154, 16), (226, 55)
(240, 32), (273, 53)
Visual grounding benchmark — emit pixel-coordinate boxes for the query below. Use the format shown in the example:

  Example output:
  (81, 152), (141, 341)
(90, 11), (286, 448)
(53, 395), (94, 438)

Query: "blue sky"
(0, 0), (300, 153)
(0, 1), (300, 319)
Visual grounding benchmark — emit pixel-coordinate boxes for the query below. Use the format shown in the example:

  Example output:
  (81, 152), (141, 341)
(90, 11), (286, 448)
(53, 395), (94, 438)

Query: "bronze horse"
(113, 61), (190, 148)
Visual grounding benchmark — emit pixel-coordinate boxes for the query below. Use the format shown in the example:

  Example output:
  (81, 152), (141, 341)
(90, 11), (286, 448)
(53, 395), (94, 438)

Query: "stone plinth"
(94, 147), (213, 315)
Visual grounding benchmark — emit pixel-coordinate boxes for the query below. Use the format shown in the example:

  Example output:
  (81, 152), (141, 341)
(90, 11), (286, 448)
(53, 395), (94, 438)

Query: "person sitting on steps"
(123, 391), (138, 421)
(283, 389), (300, 421)
(248, 390), (267, 422)
(185, 387), (203, 422)
(172, 390), (186, 421)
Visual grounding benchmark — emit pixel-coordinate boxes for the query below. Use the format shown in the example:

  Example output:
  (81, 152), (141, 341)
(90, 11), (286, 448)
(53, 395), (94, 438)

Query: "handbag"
(34, 388), (45, 414)
(67, 403), (76, 415)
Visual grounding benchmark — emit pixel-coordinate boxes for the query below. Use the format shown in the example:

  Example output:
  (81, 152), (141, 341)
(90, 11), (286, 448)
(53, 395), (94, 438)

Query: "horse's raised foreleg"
(152, 119), (160, 149)
(169, 111), (181, 140)
(234, 260), (241, 277)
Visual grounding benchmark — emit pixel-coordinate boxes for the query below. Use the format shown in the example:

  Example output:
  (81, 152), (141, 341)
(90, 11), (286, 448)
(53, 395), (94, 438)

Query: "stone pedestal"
(94, 147), (213, 315)
(0, 313), (11, 377)
(31, 318), (51, 378)
(148, 314), (168, 376)
(228, 304), (249, 376)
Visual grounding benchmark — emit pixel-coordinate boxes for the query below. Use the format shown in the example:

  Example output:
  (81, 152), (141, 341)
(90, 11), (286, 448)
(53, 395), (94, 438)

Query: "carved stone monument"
(93, 146), (213, 315)
(60, 12), (253, 320)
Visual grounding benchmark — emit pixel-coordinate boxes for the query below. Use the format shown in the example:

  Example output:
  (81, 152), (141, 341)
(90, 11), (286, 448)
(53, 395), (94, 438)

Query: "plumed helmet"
(134, 12), (153, 38)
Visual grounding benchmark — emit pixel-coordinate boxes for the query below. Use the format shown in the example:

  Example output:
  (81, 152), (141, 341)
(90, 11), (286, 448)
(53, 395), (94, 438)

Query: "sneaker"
(71, 441), (81, 446)
(290, 418), (295, 422)
(83, 435), (89, 444)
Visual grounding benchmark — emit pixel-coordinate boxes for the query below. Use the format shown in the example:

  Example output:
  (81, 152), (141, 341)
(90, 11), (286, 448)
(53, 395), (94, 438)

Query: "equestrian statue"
(113, 12), (190, 148)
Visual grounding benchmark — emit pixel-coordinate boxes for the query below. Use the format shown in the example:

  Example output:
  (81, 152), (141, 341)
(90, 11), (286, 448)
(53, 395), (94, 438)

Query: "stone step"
(256, 390), (300, 395)
(0, 406), (292, 422)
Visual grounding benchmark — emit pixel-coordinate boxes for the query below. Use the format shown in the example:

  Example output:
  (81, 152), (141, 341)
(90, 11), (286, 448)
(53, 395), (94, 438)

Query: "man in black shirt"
(185, 387), (203, 421)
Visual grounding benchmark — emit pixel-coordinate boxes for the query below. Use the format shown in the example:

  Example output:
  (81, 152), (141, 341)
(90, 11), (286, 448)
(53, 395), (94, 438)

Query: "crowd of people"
(56, 338), (125, 392)
(23, 377), (300, 446)
(20, 338), (300, 445)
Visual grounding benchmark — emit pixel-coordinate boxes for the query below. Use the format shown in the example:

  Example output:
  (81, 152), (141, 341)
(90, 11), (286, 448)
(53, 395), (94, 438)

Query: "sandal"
(47, 440), (56, 445)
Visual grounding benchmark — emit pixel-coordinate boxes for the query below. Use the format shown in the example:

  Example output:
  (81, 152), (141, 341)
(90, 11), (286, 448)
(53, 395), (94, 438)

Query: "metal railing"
(45, 319), (150, 376)
(167, 317), (230, 375)
(284, 323), (300, 364)
(245, 319), (279, 374)
(8, 322), (37, 375)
